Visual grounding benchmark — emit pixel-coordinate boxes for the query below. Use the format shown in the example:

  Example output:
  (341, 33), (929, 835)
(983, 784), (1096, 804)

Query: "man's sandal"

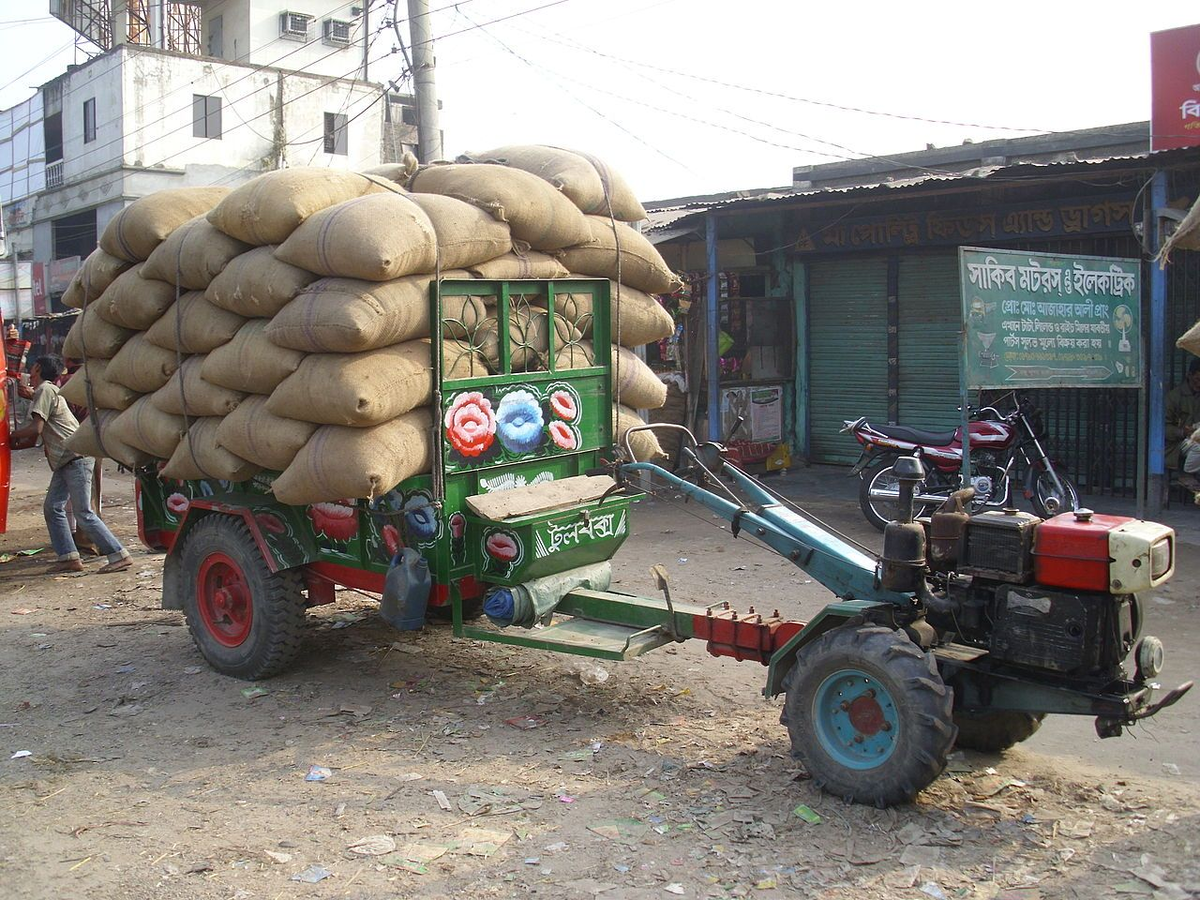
(95, 558), (133, 575)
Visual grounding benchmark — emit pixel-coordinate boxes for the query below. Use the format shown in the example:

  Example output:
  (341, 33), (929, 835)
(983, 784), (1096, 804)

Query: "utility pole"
(407, 0), (442, 162)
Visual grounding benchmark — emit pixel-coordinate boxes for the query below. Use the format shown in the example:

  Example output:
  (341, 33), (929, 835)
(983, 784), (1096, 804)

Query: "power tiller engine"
(881, 461), (1180, 739)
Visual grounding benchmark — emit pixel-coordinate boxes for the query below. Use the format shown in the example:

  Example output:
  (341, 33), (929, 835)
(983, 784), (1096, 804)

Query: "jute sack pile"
(141, 215), (250, 290)
(62, 249), (130, 310)
(63, 305), (134, 359)
(612, 346), (668, 410)
(614, 404), (665, 462)
(1178, 320), (1200, 356)
(105, 334), (180, 394)
(206, 168), (390, 245)
(271, 409), (434, 505)
(201, 320), (306, 395)
(91, 265), (177, 330)
(407, 163), (591, 250)
(547, 284), (674, 349)
(556, 216), (682, 294)
(59, 359), (139, 412)
(64, 409), (151, 467)
(101, 186), (230, 262)
(109, 395), (188, 460)
(145, 291), (246, 353)
(466, 250), (568, 280)
(216, 396), (317, 472)
(162, 417), (261, 482)
(152, 355), (246, 417)
(265, 272), (483, 353)
(461, 145), (646, 221)
(205, 246), (318, 318)
(473, 308), (579, 372)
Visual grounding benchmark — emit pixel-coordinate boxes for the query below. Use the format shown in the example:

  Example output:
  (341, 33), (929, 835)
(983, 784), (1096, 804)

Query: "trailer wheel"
(953, 711), (1044, 752)
(180, 516), (306, 680)
(782, 625), (956, 807)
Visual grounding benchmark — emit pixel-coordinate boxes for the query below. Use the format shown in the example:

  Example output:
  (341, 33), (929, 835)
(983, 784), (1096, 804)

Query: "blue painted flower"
(495, 390), (545, 454)
(403, 493), (439, 541)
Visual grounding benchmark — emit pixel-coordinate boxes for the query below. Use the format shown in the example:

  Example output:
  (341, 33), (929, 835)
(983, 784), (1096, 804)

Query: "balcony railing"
(45, 160), (63, 189)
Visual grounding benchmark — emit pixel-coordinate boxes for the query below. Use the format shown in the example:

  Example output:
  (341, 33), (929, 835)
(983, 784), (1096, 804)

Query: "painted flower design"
(496, 390), (545, 454)
(549, 389), (578, 422)
(485, 531), (520, 577)
(381, 524), (402, 557)
(449, 512), (466, 539)
(307, 500), (359, 542)
(166, 493), (190, 516)
(403, 494), (439, 542)
(548, 421), (578, 451)
(444, 391), (496, 458)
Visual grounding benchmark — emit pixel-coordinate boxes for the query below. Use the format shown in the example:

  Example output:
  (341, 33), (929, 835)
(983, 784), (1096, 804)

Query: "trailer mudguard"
(762, 600), (896, 698)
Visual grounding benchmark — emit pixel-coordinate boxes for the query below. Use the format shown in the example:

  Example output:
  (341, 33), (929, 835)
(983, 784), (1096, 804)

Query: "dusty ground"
(1, 452), (1198, 900)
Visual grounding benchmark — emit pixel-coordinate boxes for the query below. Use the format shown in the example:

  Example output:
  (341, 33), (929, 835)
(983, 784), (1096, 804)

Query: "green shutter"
(898, 254), (962, 432)
(808, 259), (889, 464)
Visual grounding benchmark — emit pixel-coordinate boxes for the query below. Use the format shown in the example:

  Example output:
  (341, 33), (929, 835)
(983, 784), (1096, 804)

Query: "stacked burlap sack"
(59, 146), (678, 506)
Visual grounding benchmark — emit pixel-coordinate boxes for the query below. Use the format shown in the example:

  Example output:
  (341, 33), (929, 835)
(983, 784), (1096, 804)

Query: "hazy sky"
(1, 0), (1197, 202)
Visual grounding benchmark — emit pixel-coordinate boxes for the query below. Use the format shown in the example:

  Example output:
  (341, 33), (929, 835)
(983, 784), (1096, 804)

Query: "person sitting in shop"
(1166, 357), (1200, 492)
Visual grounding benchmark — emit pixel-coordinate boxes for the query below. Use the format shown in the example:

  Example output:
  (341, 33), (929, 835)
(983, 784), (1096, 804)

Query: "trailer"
(137, 277), (1191, 807)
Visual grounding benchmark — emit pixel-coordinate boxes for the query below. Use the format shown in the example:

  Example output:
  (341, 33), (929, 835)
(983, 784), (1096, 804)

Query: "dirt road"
(2, 453), (1198, 899)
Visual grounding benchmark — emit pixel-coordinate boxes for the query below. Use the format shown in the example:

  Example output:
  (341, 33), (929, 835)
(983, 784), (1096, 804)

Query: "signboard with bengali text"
(959, 247), (1141, 390)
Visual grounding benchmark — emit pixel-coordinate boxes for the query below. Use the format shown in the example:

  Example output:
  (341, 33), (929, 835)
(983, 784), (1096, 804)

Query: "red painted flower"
(485, 532), (520, 562)
(550, 389), (578, 422)
(444, 391), (496, 457)
(308, 500), (359, 541)
(256, 513), (286, 534)
(166, 493), (190, 516)
(548, 421), (578, 451)
(382, 524), (402, 557)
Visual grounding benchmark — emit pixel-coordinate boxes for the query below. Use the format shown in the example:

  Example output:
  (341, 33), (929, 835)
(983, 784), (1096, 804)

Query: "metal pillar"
(1146, 170), (1168, 517)
(407, 0), (442, 163)
(705, 212), (720, 441)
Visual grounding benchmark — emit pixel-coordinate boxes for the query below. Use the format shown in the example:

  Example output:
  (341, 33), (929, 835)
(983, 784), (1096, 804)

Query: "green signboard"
(959, 247), (1141, 389)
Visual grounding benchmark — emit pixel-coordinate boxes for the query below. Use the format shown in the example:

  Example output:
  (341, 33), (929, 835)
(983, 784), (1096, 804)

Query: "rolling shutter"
(808, 258), (889, 464)
(898, 253), (962, 431)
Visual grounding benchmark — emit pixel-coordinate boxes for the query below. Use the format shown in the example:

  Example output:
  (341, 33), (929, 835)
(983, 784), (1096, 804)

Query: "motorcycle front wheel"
(859, 457), (944, 531)
(1031, 470), (1080, 519)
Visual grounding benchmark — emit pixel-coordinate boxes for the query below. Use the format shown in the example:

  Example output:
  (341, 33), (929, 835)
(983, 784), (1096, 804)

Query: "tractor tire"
(782, 625), (957, 807)
(179, 515), (307, 680)
(953, 711), (1045, 753)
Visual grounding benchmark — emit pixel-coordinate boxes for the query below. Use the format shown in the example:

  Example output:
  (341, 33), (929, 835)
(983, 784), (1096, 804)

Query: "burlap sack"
(548, 283), (674, 348)
(614, 405), (665, 462)
(205, 245), (318, 318)
(162, 417), (261, 482)
(268, 339), (483, 427)
(64, 409), (151, 467)
(151, 355), (246, 417)
(105, 333), (181, 393)
(110, 395), (187, 459)
(613, 346), (667, 409)
(62, 307), (134, 360)
(1177, 320), (1200, 356)
(274, 192), (437, 281)
(200, 319), (305, 395)
(92, 264), (177, 330)
(215, 396), (317, 472)
(408, 163), (591, 250)
(361, 154), (418, 184)
(141, 214), (250, 289)
(62, 249), (130, 310)
(557, 217), (681, 294)
(406, 193), (511, 270)
(466, 250), (569, 280)
(474, 308), (579, 373)
(100, 186), (230, 262)
(271, 409), (434, 505)
(265, 273), (483, 353)
(145, 291), (246, 353)
(59, 359), (139, 412)
(462, 145), (646, 221)
(208, 168), (389, 245)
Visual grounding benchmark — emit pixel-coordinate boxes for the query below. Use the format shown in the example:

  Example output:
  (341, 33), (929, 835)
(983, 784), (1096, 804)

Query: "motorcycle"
(842, 393), (1080, 531)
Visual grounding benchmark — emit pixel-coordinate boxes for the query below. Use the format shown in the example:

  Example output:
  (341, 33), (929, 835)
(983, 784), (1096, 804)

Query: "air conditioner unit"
(279, 11), (312, 41)
(323, 18), (352, 46)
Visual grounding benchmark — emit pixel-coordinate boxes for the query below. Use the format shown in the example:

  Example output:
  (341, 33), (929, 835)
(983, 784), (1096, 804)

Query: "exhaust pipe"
(868, 487), (950, 504)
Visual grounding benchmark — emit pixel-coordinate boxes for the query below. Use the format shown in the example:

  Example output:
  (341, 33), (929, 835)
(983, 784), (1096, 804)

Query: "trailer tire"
(782, 625), (956, 807)
(953, 711), (1044, 752)
(180, 515), (307, 680)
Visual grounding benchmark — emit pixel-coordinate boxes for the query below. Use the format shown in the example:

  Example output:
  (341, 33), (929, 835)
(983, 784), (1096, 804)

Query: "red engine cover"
(1033, 511), (1132, 592)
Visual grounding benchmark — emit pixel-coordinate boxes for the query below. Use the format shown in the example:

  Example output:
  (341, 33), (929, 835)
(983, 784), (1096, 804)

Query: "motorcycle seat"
(872, 423), (957, 446)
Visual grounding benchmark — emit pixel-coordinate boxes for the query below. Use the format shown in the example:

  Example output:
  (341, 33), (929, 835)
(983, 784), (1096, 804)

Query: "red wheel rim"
(197, 552), (253, 647)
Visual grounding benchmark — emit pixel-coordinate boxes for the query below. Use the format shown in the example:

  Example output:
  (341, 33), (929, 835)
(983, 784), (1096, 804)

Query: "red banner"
(30, 262), (46, 316)
(1151, 24), (1200, 152)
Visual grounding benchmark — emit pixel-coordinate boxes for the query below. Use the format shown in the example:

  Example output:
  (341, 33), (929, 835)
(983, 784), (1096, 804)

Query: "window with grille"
(192, 94), (222, 139)
(324, 112), (348, 155)
(83, 98), (96, 144)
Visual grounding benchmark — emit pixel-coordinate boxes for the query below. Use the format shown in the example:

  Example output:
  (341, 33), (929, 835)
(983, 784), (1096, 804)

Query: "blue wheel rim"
(811, 668), (899, 769)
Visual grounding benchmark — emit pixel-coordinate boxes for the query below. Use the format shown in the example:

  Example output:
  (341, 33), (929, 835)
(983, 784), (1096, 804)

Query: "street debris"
(290, 865), (332, 883)
(305, 765), (332, 782)
(346, 834), (396, 856)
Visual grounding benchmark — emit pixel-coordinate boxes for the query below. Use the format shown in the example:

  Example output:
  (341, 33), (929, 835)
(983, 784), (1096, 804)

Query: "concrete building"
(0, 0), (418, 318)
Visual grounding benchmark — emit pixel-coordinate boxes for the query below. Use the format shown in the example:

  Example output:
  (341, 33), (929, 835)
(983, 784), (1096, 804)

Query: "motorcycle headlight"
(1151, 538), (1172, 581)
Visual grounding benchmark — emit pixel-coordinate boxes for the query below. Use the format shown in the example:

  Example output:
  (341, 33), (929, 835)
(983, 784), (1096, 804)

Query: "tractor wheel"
(782, 625), (957, 807)
(180, 515), (307, 680)
(953, 711), (1045, 752)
